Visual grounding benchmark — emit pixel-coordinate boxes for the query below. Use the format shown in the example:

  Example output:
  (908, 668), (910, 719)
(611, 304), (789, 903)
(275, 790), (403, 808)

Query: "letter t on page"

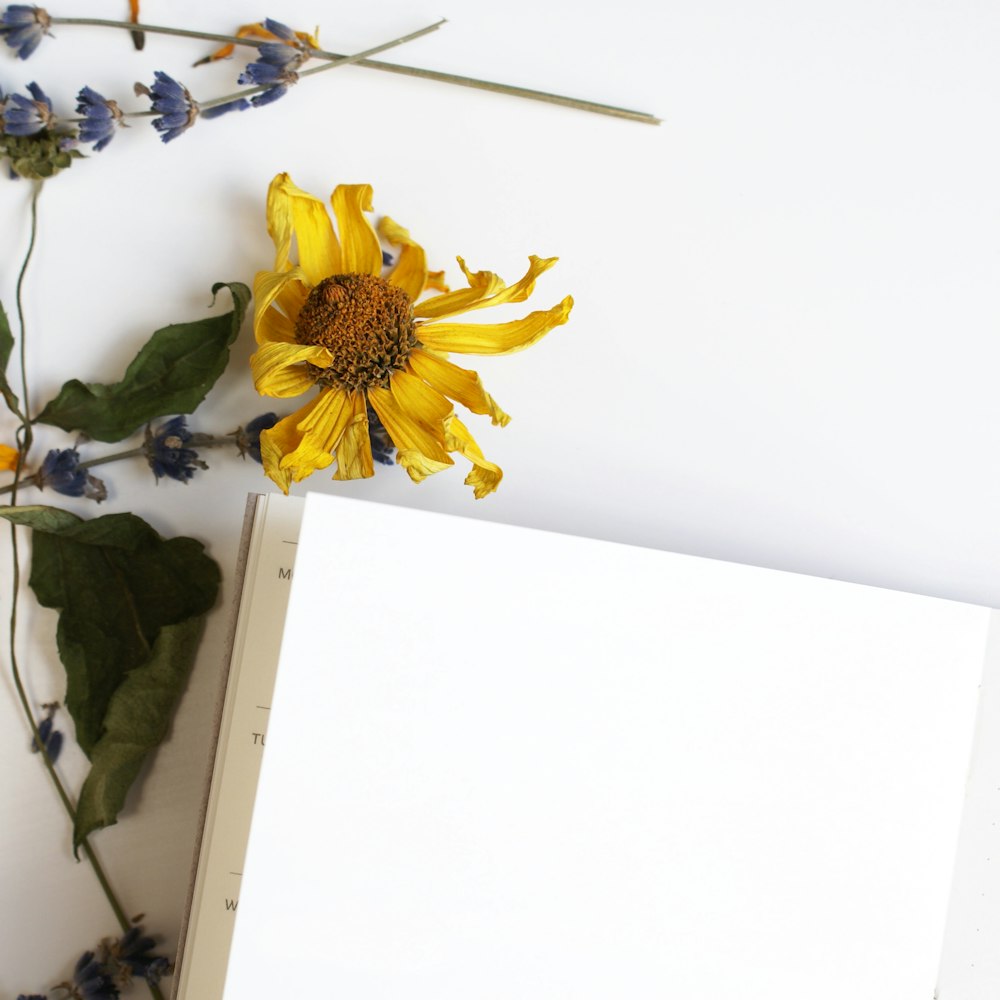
(223, 493), (990, 1000)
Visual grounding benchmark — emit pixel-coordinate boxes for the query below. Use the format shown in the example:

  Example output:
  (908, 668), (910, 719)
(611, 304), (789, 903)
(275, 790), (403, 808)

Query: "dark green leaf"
(0, 504), (220, 849)
(0, 299), (13, 373)
(0, 300), (20, 415)
(35, 281), (250, 442)
(74, 616), (205, 847)
(16, 507), (219, 756)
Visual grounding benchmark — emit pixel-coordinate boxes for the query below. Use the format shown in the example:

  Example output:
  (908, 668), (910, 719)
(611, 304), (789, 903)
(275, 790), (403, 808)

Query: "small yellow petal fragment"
(331, 184), (382, 276)
(333, 392), (375, 481)
(198, 22), (320, 65)
(425, 270), (449, 293)
(408, 349), (510, 426)
(444, 415), (503, 499)
(419, 295), (573, 356)
(0, 443), (18, 472)
(379, 215), (428, 302)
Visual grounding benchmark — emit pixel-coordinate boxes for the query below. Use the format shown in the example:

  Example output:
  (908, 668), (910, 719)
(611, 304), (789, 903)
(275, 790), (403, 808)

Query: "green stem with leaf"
(4, 181), (166, 1000)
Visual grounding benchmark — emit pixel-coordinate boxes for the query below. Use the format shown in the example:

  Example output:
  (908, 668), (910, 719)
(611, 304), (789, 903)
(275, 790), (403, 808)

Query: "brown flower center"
(296, 273), (417, 391)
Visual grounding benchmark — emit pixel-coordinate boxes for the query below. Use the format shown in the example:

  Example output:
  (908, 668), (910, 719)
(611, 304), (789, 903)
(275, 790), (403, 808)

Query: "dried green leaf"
(74, 616), (205, 847)
(16, 507), (219, 758)
(35, 281), (250, 442)
(1, 505), (220, 845)
(0, 300), (20, 415)
(0, 299), (12, 373)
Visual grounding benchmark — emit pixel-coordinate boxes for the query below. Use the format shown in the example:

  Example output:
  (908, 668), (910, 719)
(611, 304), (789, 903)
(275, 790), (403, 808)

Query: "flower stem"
(199, 18), (447, 113)
(50, 14), (660, 125)
(49, 14), (442, 64)
(0, 434), (241, 497)
(4, 182), (166, 1000)
(12, 182), (40, 463)
(330, 56), (663, 125)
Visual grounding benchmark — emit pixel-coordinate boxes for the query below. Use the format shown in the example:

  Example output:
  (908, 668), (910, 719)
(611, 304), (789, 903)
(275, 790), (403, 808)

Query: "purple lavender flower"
(134, 71), (249, 141)
(238, 19), (309, 107)
(29, 704), (63, 763)
(261, 17), (299, 42)
(101, 926), (172, 988)
(65, 951), (119, 1000)
(75, 86), (126, 152)
(0, 5), (51, 59)
(144, 416), (207, 482)
(35, 448), (107, 501)
(2, 81), (54, 136)
(134, 71), (198, 143)
(236, 412), (278, 463)
(367, 404), (395, 465)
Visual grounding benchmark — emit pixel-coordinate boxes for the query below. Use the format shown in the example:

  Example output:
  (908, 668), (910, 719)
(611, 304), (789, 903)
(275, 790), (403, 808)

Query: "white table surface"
(1, 0), (997, 994)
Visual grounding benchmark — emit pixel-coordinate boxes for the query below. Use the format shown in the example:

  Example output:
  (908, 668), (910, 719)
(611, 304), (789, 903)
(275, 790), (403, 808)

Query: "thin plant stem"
(12, 182), (40, 472)
(51, 15), (660, 125)
(63, 18), (445, 121)
(3, 183), (166, 1000)
(50, 14), (432, 63)
(200, 18), (446, 112)
(328, 55), (662, 124)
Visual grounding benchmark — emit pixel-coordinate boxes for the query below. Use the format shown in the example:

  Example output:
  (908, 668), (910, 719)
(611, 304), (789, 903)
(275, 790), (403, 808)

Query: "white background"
(0, 0), (998, 994)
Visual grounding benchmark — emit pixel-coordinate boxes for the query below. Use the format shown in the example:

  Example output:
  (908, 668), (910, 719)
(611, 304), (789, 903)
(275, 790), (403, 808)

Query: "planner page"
(223, 493), (990, 1000)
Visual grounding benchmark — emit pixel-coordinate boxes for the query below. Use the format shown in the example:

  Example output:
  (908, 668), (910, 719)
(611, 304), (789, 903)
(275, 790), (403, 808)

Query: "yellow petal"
(414, 255), (558, 320)
(413, 257), (505, 319)
(395, 448), (453, 484)
(260, 388), (353, 491)
(259, 396), (328, 494)
(265, 174), (293, 271)
(425, 270), (449, 293)
(333, 392), (374, 480)
(0, 443), (18, 472)
(378, 215), (428, 301)
(419, 295), (573, 356)
(258, 306), (297, 344)
(250, 341), (330, 397)
(267, 173), (341, 282)
(408, 349), (510, 427)
(259, 431), (293, 494)
(368, 383), (453, 467)
(389, 369), (453, 429)
(331, 184), (382, 276)
(253, 267), (310, 342)
(274, 279), (309, 326)
(444, 415), (503, 499)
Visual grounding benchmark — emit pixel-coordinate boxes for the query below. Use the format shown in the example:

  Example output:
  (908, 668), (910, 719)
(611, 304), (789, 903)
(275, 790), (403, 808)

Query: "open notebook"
(180, 493), (996, 999)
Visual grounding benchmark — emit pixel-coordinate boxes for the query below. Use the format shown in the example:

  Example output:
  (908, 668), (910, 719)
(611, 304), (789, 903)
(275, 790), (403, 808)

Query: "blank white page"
(223, 493), (989, 1000)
